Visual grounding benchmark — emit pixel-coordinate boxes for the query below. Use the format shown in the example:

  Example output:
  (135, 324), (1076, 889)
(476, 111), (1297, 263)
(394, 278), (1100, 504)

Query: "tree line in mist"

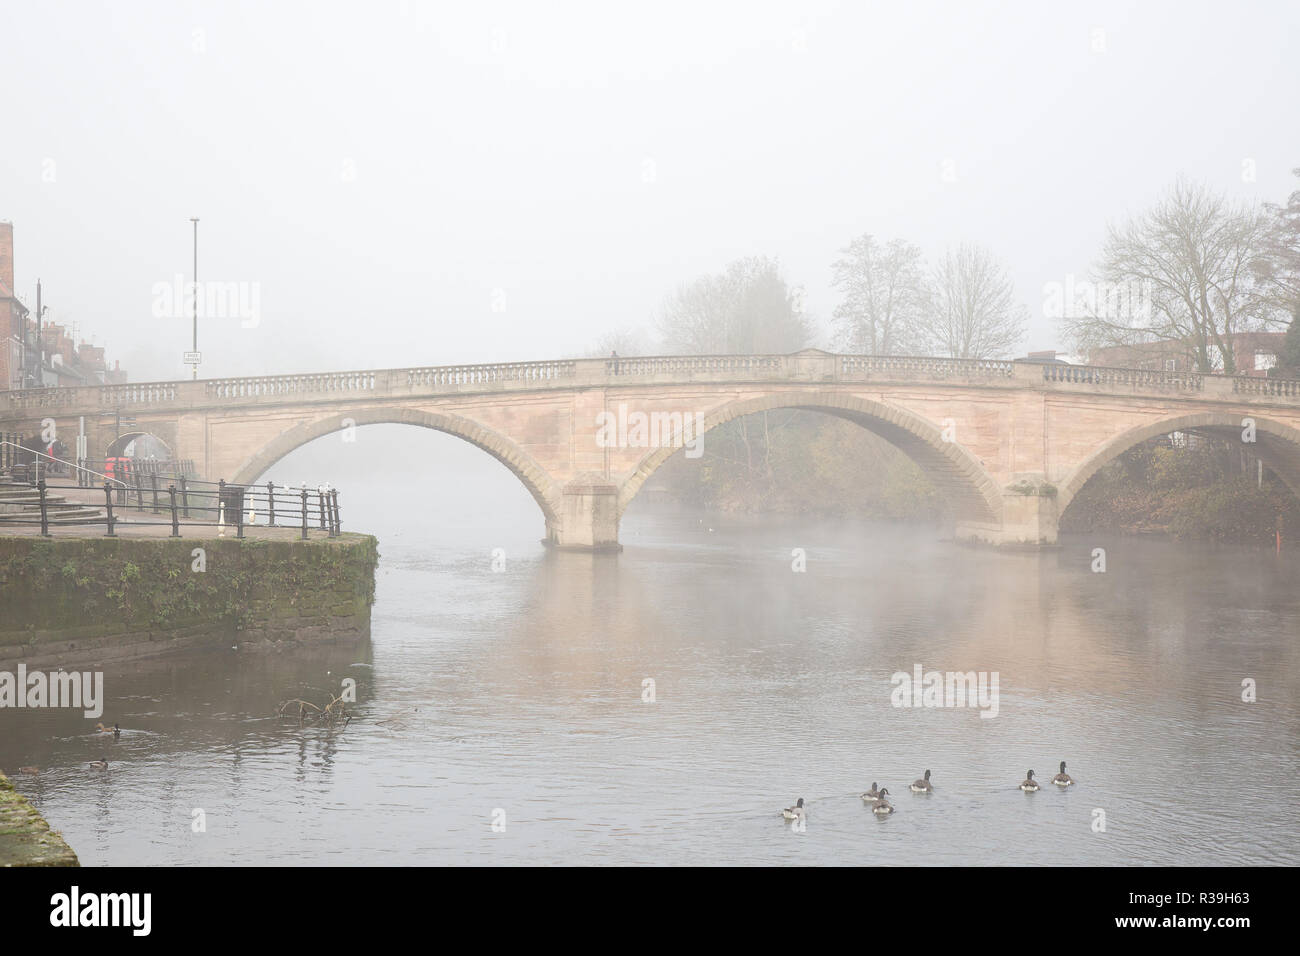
(593, 170), (1300, 369)
(598, 171), (1300, 541)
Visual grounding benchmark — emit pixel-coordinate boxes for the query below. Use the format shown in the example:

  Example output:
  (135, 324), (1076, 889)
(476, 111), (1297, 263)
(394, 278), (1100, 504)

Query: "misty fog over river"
(4, 427), (1298, 865)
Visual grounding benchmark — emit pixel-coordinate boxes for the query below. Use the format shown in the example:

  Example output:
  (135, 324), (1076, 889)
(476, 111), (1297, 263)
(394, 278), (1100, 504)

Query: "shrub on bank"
(1061, 438), (1299, 545)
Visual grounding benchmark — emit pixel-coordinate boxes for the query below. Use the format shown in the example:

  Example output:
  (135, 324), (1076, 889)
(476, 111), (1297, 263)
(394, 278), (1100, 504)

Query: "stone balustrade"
(3, 351), (1300, 419)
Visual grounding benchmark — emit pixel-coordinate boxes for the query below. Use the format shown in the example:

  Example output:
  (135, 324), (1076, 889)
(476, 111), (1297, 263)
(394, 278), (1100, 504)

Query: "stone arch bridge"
(3, 349), (1299, 549)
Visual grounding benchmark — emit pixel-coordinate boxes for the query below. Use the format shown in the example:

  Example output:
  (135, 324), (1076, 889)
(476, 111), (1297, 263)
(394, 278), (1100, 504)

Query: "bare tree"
(830, 235), (926, 354)
(657, 256), (810, 355)
(652, 257), (811, 505)
(1259, 166), (1300, 311)
(919, 242), (1027, 359)
(1064, 178), (1283, 373)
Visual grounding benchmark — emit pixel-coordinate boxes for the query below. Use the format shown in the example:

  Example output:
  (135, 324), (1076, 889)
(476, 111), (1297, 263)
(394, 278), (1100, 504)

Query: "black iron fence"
(0, 436), (197, 482)
(74, 456), (198, 487)
(1, 467), (342, 540)
(0, 442), (343, 538)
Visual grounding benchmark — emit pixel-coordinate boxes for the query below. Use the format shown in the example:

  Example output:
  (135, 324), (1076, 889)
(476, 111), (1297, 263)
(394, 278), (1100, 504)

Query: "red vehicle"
(104, 457), (132, 482)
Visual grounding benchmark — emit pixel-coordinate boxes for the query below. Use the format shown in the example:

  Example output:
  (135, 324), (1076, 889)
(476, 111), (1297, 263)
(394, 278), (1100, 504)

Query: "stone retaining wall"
(0, 533), (378, 668)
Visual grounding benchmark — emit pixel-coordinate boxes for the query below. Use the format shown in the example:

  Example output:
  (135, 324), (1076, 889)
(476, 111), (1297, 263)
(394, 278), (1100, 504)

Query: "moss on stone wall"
(0, 533), (378, 664)
(0, 770), (79, 867)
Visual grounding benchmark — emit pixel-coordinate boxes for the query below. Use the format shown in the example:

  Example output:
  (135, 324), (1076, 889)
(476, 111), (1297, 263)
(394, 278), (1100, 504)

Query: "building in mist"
(1014, 350), (1072, 365)
(1087, 334), (1285, 376)
(0, 221), (127, 390)
(0, 222), (29, 390)
(37, 323), (128, 387)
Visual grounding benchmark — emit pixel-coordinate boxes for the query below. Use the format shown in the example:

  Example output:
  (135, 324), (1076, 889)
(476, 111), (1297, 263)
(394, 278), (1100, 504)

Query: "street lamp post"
(190, 217), (199, 380)
(34, 280), (44, 387)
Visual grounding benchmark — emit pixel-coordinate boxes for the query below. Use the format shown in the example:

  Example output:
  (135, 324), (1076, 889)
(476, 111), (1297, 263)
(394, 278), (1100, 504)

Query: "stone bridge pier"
(555, 477), (623, 551)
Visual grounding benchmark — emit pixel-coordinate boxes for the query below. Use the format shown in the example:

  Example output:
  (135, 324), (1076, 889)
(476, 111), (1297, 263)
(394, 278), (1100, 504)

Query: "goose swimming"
(871, 788), (895, 815)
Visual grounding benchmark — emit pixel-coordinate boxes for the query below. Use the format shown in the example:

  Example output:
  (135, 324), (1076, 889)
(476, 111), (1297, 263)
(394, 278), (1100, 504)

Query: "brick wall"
(0, 222), (13, 293)
(0, 222), (17, 389)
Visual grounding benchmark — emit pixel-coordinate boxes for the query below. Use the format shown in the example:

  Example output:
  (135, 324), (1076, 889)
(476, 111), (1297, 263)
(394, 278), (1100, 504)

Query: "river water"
(3, 427), (1298, 865)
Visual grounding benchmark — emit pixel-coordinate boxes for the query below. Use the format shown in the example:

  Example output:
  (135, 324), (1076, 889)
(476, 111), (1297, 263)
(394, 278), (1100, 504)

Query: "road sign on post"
(183, 351), (202, 365)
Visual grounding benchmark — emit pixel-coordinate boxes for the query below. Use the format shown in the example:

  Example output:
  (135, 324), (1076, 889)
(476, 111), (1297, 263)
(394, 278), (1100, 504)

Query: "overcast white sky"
(2, 0), (1297, 382)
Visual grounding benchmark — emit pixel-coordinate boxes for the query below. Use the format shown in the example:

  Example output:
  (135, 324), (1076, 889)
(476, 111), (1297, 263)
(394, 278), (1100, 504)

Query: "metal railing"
(0, 432), (34, 471)
(0, 442), (198, 489)
(0, 440), (127, 489)
(0, 473), (343, 540)
(73, 456), (197, 487)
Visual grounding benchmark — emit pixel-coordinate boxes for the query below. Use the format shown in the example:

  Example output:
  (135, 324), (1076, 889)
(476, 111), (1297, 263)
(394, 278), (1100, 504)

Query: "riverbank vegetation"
(1061, 436), (1299, 544)
(652, 413), (942, 519)
(652, 421), (1298, 545)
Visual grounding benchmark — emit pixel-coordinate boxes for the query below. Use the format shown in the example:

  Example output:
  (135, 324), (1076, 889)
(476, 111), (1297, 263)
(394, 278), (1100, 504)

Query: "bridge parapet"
(604, 354), (786, 377)
(1039, 362), (1300, 403)
(205, 361), (582, 401)
(1041, 363), (1204, 391)
(1233, 376), (1300, 398)
(841, 355), (1015, 380)
(406, 360), (577, 389)
(207, 371), (379, 399)
(0, 386), (83, 412)
(5, 352), (1300, 421)
(0, 380), (183, 413)
(104, 382), (181, 405)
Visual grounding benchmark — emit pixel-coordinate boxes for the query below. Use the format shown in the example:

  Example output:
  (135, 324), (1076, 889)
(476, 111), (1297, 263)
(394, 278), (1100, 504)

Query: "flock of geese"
(16, 728), (1080, 806)
(781, 763), (1076, 820)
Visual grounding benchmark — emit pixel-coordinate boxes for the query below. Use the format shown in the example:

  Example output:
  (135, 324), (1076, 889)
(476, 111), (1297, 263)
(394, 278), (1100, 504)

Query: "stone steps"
(0, 480), (108, 526)
(0, 509), (107, 525)
(0, 493), (89, 508)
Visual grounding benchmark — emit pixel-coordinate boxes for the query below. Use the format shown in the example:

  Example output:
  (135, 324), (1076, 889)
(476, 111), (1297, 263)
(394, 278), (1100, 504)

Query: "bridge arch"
(228, 406), (565, 523)
(1056, 411), (1300, 518)
(617, 390), (1003, 524)
(106, 431), (173, 459)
